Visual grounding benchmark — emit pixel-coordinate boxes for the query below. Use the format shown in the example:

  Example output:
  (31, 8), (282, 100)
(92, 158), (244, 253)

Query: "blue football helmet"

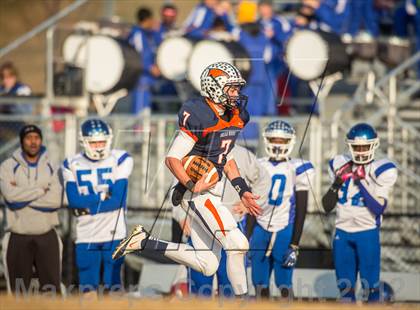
(79, 119), (113, 160)
(263, 120), (296, 160)
(346, 123), (379, 164)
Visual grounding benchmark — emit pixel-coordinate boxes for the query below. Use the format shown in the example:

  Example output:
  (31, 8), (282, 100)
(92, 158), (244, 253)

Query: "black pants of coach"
(3, 229), (61, 294)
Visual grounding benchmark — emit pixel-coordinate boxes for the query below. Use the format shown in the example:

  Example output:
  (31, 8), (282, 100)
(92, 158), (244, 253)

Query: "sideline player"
(113, 62), (261, 296)
(62, 119), (133, 294)
(322, 123), (398, 302)
(250, 120), (314, 298)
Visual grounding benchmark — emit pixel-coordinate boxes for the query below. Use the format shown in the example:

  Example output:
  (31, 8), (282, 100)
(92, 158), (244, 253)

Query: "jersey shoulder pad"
(257, 157), (269, 165)
(370, 158), (398, 185)
(111, 149), (132, 166)
(329, 154), (351, 172)
(290, 158), (314, 175)
(178, 99), (204, 129)
(63, 153), (83, 169)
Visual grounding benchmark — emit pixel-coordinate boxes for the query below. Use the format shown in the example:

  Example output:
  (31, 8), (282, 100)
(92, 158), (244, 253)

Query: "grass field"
(1, 295), (418, 310)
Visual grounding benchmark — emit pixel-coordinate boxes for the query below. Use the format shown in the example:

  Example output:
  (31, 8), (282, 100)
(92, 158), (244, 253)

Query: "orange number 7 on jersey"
(218, 139), (232, 164)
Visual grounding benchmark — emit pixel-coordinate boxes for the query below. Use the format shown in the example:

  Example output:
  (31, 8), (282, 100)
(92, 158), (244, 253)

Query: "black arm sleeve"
(321, 178), (342, 213)
(290, 190), (308, 246)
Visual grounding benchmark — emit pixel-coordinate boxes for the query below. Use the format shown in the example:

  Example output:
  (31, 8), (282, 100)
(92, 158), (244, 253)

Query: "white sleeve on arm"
(374, 167), (398, 200)
(132, 32), (144, 53)
(295, 161), (315, 191)
(62, 159), (76, 184)
(250, 162), (270, 207)
(167, 130), (196, 160)
(114, 155), (134, 180)
(327, 158), (335, 182)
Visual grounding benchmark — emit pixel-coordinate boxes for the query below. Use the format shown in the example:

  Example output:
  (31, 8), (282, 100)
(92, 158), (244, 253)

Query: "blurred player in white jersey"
(62, 119), (133, 294)
(172, 145), (270, 297)
(251, 120), (315, 298)
(322, 123), (398, 302)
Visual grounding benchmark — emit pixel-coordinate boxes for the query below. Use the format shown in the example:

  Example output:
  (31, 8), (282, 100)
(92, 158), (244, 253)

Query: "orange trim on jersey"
(204, 199), (226, 236)
(180, 127), (198, 142)
(202, 99), (245, 137)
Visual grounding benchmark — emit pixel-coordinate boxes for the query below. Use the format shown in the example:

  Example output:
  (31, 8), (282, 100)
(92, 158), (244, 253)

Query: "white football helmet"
(79, 119), (113, 160)
(263, 120), (296, 160)
(200, 62), (247, 109)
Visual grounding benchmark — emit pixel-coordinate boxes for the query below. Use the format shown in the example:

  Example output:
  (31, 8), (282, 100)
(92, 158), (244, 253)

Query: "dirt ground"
(1, 295), (418, 310)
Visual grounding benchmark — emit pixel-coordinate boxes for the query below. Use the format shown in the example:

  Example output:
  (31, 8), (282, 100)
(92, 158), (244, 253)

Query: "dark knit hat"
(19, 124), (43, 144)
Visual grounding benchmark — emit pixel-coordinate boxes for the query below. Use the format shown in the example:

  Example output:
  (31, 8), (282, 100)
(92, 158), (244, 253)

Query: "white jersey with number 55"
(62, 149), (133, 243)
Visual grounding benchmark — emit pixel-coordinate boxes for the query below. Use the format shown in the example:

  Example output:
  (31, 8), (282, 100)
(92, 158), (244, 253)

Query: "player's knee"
(225, 228), (249, 253)
(200, 255), (219, 276)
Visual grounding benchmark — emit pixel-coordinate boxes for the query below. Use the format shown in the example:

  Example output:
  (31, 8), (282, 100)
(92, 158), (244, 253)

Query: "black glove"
(171, 182), (187, 206)
(72, 208), (90, 216)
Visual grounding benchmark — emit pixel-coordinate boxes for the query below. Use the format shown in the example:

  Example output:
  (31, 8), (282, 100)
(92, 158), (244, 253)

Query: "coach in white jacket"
(0, 125), (63, 294)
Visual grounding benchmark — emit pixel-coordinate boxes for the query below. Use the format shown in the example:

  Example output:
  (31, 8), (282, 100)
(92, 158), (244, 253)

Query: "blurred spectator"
(394, 0), (420, 76)
(159, 3), (178, 38)
(233, 1), (275, 139)
(0, 61), (32, 114)
(258, 0), (293, 115)
(152, 3), (180, 110)
(346, 0), (380, 37)
(258, 0), (292, 52)
(0, 125), (63, 294)
(208, 16), (234, 41)
(375, 0), (398, 35)
(183, 0), (234, 39)
(127, 7), (161, 114)
(301, 0), (351, 34)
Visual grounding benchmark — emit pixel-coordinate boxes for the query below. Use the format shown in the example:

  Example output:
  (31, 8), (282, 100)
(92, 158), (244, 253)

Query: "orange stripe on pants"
(204, 199), (226, 236)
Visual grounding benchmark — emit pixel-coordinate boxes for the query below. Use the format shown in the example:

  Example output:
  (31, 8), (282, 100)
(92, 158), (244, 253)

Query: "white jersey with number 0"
(257, 158), (315, 232)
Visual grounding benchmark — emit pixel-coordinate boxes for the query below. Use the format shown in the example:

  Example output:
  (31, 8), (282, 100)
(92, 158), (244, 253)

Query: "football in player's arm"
(321, 123), (398, 303)
(250, 120), (315, 299)
(62, 119), (133, 294)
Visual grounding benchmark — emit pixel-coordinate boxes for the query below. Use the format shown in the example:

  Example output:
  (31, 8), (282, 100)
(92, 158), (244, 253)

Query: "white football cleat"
(112, 225), (149, 260)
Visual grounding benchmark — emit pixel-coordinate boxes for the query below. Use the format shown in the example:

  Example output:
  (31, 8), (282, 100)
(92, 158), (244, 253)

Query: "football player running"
(62, 119), (133, 294)
(322, 123), (398, 302)
(113, 62), (261, 296)
(250, 120), (315, 298)
(172, 144), (270, 298)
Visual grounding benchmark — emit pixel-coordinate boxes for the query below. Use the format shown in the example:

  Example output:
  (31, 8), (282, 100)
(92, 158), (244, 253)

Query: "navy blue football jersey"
(178, 98), (250, 177)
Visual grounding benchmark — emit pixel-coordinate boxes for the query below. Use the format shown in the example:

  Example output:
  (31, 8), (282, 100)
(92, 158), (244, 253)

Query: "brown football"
(181, 155), (219, 184)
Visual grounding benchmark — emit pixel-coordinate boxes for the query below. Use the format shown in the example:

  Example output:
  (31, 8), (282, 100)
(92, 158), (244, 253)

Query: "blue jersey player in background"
(322, 123), (398, 302)
(251, 120), (314, 299)
(62, 119), (133, 295)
